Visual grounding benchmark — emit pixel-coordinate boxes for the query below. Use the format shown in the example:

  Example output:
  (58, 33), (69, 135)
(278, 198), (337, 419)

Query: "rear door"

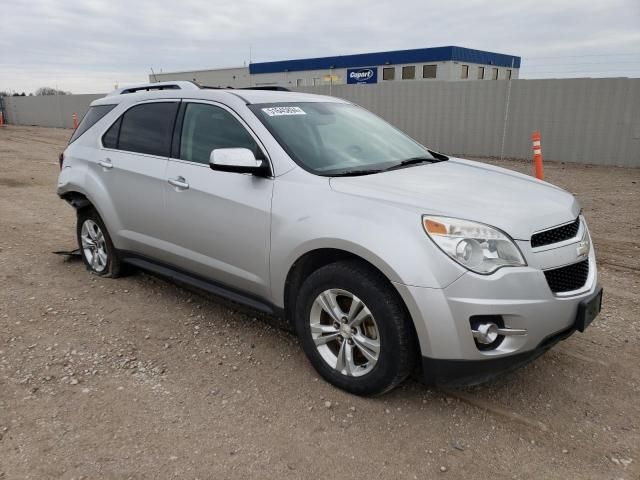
(162, 101), (274, 299)
(98, 100), (179, 256)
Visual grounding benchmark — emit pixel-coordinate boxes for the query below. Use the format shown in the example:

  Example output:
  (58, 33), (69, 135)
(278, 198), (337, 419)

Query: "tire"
(76, 207), (125, 278)
(295, 260), (417, 396)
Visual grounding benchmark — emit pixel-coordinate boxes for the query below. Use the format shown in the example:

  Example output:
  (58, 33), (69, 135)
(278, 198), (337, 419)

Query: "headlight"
(422, 216), (526, 274)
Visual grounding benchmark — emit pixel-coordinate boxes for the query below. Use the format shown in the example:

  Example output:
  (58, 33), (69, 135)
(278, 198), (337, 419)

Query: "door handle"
(98, 159), (113, 169)
(168, 176), (189, 190)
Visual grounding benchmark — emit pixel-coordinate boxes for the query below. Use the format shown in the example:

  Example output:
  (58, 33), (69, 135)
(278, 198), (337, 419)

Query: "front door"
(163, 101), (274, 300)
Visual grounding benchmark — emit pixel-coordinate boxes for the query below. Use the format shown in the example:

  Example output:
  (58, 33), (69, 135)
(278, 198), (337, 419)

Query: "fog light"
(474, 322), (500, 345)
(470, 316), (528, 351)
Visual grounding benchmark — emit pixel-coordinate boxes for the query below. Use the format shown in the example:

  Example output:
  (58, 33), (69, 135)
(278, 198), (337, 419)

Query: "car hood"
(329, 158), (580, 240)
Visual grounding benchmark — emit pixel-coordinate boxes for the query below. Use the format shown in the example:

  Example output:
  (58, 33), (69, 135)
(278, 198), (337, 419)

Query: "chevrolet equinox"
(57, 81), (603, 395)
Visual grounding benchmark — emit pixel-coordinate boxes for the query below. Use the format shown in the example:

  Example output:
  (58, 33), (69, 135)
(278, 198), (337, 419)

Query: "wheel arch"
(58, 177), (123, 248)
(282, 247), (422, 358)
(60, 190), (111, 226)
(60, 191), (92, 210)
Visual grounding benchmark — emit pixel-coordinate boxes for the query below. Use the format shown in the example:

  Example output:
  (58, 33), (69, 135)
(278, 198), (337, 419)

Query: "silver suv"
(57, 81), (602, 395)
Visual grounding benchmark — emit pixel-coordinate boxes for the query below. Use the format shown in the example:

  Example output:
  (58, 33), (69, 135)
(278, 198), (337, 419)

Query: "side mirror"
(209, 148), (270, 176)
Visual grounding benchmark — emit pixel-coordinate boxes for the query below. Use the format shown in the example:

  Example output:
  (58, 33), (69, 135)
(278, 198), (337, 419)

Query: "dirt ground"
(0, 125), (638, 480)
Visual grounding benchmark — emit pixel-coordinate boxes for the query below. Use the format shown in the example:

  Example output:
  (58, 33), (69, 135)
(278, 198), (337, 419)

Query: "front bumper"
(421, 286), (602, 386)
(393, 239), (600, 385)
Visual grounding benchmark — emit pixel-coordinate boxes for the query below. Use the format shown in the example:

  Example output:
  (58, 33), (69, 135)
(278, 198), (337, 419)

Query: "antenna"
(150, 67), (158, 83)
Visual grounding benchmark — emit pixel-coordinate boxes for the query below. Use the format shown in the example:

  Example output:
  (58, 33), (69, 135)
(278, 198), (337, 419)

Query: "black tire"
(295, 260), (417, 396)
(76, 207), (125, 278)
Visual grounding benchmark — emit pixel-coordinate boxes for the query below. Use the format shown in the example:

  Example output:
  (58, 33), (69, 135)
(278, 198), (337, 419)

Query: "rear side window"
(179, 103), (260, 164)
(69, 104), (116, 144)
(117, 102), (178, 156)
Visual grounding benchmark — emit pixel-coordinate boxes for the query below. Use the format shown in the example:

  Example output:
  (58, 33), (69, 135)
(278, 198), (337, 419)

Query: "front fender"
(269, 170), (466, 308)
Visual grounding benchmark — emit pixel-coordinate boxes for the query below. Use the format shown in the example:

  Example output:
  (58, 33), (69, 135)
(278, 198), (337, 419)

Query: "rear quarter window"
(102, 117), (121, 149)
(69, 104), (117, 144)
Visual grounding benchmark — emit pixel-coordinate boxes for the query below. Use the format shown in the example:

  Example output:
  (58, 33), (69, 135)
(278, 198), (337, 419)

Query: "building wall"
(3, 78), (638, 167)
(150, 62), (519, 88)
(248, 46), (521, 75)
(376, 61), (519, 83)
(249, 61), (454, 87)
(153, 67), (251, 88)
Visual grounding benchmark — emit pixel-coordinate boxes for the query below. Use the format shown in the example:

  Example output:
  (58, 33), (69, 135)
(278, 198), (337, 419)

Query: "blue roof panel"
(249, 46), (520, 74)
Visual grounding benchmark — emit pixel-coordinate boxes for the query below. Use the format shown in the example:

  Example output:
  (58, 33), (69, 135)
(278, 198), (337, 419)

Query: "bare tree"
(34, 87), (71, 96)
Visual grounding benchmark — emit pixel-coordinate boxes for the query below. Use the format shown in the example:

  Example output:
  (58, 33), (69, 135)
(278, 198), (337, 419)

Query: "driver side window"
(180, 103), (260, 165)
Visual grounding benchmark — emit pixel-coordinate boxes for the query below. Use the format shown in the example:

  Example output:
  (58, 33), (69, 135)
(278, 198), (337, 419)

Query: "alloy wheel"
(309, 288), (380, 377)
(80, 219), (108, 273)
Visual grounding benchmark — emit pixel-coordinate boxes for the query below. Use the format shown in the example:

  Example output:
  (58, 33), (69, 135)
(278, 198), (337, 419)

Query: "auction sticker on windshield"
(262, 106), (306, 116)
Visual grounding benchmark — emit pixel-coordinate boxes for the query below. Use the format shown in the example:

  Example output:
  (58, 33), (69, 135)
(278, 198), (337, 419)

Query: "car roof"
(224, 88), (343, 105)
(91, 81), (347, 107)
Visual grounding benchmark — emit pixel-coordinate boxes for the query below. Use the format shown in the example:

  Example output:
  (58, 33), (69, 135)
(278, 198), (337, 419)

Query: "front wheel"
(295, 261), (417, 396)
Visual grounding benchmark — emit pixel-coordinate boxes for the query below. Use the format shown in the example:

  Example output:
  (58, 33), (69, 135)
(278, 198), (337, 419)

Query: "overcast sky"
(1, 0), (639, 94)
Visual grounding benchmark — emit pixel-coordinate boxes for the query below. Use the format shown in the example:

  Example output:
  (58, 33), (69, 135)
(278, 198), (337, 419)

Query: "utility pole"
(500, 57), (515, 161)
(329, 67), (333, 96)
(249, 45), (252, 87)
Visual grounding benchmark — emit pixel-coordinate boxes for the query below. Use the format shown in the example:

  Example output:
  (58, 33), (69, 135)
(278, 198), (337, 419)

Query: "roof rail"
(199, 85), (291, 92)
(105, 81), (292, 97)
(239, 86), (290, 92)
(106, 81), (201, 96)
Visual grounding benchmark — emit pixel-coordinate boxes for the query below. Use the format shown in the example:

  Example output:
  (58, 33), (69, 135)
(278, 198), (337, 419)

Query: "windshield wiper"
(383, 156), (437, 171)
(329, 169), (383, 177)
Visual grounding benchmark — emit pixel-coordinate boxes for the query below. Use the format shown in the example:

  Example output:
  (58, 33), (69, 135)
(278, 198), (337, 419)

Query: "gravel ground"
(1, 125), (639, 480)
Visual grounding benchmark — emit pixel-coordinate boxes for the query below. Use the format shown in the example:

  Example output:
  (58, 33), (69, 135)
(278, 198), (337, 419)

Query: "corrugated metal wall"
(295, 78), (640, 167)
(3, 78), (639, 167)
(3, 94), (103, 129)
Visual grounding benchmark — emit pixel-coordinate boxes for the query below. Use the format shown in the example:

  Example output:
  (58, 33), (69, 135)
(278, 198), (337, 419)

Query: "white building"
(151, 46), (520, 88)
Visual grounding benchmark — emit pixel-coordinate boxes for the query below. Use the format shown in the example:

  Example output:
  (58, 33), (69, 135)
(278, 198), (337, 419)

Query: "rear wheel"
(296, 260), (417, 396)
(76, 208), (124, 277)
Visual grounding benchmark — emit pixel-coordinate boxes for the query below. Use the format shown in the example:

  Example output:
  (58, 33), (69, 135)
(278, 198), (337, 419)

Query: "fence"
(2, 78), (639, 167)
(295, 78), (640, 167)
(3, 94), (103, 129)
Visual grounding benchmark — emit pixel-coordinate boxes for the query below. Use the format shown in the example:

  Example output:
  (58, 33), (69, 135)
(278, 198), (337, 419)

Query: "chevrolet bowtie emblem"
(576, 240), (590, 258)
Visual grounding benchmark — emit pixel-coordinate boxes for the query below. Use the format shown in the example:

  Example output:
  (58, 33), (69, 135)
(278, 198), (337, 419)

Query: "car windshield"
(250, 102), (435, 175)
